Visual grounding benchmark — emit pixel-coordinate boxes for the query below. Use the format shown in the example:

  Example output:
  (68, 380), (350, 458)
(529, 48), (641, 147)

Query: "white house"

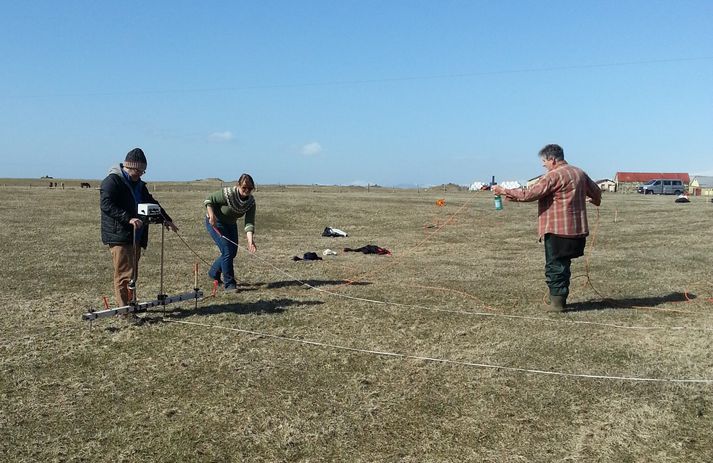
(596, 179), (616, 192)
(689, 176), (713, 196)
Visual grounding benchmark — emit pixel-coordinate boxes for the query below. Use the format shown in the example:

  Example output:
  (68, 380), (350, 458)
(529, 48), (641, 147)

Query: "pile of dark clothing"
(344, 245), (391, 256)
(293, 252), (322, 261)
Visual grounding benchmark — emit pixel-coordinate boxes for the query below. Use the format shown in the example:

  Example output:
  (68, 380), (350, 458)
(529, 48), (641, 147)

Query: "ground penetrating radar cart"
(82, 203), (203, 322)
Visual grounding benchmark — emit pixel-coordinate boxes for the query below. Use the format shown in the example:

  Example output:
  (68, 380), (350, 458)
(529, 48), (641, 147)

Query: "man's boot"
(548, 295), (567, 312)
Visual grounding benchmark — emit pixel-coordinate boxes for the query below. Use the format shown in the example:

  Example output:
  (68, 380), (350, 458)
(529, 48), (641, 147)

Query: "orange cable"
(339, 193), (477, 287)
(409, 283), (497, 311)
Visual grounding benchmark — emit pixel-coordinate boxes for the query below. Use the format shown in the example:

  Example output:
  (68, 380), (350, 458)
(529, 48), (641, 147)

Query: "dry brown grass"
(1, 181), (712, 462)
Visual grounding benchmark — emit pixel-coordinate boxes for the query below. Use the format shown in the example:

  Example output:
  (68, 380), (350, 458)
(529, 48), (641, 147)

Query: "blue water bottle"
(494, 194), (503, 210)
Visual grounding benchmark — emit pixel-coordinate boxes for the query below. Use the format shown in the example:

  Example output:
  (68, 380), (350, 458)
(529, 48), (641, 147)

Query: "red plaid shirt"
(504, 162), (601, 238)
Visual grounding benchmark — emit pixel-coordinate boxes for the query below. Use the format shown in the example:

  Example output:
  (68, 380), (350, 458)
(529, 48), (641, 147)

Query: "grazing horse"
(80, 182), (91, 188)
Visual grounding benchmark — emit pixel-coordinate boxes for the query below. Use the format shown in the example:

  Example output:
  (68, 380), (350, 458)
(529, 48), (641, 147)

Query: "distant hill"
(426, 182), (469, 191)
(391, 183), (420, 189)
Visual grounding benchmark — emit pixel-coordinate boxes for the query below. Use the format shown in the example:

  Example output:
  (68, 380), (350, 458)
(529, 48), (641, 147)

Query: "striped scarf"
(223, 186), (255, 216)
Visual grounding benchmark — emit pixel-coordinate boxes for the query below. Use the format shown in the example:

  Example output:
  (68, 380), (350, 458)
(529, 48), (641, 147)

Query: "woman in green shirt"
(204, 174), (257, 292)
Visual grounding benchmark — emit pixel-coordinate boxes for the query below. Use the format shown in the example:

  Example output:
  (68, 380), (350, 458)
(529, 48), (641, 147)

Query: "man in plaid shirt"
(492, 144), (602, 311)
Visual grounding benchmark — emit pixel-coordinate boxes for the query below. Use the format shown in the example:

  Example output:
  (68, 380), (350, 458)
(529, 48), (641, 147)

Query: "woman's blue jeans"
(205, 217), (238, 288)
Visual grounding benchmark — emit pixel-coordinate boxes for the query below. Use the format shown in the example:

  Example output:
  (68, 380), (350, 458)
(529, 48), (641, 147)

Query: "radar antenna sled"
(82, 203), (203, 321)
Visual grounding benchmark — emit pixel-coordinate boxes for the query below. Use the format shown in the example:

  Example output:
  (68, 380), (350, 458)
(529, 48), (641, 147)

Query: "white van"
(637, 179), (685, 195)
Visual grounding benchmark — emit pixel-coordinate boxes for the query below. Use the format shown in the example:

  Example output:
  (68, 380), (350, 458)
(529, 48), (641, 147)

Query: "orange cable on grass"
(568, 207), (703, 314)
(683, 280), (713, 304)
(172, 196), (708, 315)
(407, 283), (498, 311)
(201, 196), (504, 314)
(216, 222), (713, 327)
(577, 206), (605, 299)
(340, 193), (477, 287)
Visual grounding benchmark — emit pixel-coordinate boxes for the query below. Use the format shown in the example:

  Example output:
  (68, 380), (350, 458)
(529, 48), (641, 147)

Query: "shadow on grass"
(165, 297), (325, 318)
(233, 282), (263, 292)
(99, 281), (342, 331)
(101, 297), (325, 331)
(566, 292), (694, 312)
(102, 314), (165, 332)
(266, 279), (371, 289)
(210, 280), (369, 290)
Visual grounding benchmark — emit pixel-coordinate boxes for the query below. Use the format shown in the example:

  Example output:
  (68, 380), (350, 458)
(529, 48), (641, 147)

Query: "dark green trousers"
(543, 234), (585, 297)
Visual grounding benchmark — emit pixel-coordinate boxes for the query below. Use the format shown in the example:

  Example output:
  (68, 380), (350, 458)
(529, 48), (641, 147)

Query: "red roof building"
(614, 172), (690, 184)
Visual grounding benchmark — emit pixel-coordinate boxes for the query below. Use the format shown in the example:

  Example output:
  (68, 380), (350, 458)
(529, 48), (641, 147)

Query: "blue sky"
(1, 1), (711, 186)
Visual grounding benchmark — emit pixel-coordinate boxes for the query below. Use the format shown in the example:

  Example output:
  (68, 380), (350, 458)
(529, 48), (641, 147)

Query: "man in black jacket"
(100, 148), (178, 307)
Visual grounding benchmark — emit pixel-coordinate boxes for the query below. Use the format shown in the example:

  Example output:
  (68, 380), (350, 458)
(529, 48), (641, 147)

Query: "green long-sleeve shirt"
(204, 187), (256, 232)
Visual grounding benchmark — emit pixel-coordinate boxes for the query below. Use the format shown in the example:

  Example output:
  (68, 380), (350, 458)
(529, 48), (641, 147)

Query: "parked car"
(637, 179), (685, 195)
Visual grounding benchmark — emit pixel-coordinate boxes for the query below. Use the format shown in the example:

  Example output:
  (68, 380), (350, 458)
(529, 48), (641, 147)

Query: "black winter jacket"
(100, 165), (172, 248)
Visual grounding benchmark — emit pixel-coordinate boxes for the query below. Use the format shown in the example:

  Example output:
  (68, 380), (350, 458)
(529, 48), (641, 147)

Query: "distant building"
(469, 181), (487, 191)
(499, 180), (521, 189)
(596, 179), (616, 192)
(470, 180), (521, 191)
(614, 172), (690, 193)
(526, 175), (542, 188)
(689, 176), (713, 196)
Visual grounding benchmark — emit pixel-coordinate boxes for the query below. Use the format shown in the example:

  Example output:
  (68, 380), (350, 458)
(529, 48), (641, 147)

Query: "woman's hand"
(246, 231), (257, 253)
(206, 206), (217, 227)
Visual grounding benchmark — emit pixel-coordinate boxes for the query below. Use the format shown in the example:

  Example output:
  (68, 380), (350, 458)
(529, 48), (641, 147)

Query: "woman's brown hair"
(237, 173), (255, 190)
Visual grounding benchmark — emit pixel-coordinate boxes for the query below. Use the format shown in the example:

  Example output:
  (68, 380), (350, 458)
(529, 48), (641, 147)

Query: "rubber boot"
(548, 295), (567, 312)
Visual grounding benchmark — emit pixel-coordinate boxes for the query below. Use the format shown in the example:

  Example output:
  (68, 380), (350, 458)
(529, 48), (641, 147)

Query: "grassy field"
(1, 181), (712, 462)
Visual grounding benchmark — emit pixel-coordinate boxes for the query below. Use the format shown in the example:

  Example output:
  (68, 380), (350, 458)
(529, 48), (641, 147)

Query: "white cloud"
(301, 142), (323, 156)
(209, 131), (234, 142)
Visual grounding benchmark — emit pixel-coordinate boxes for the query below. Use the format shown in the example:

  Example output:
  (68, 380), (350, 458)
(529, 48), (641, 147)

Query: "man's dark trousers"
(544, 234), (586, 297)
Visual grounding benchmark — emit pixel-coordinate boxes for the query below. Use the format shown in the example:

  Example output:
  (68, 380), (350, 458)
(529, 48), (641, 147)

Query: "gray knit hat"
(124, 148), (147, 170)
